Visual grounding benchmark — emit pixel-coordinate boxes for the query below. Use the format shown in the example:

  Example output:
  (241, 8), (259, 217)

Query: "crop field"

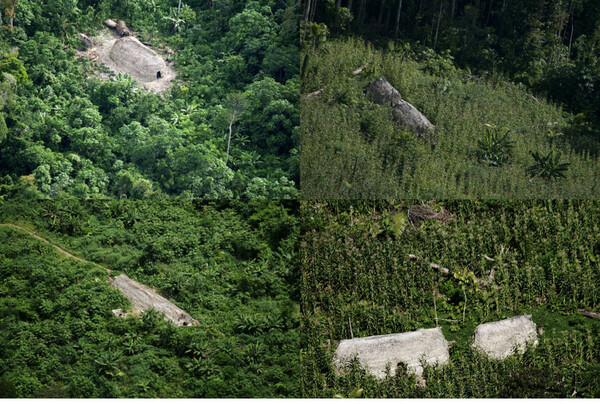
(300, 200), (600, 398)
(301, 39), (600, 199)
(0, 200), (300, 398)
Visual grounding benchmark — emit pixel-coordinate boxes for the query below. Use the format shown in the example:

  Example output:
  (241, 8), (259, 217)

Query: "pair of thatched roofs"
(104, 18), (133, 36)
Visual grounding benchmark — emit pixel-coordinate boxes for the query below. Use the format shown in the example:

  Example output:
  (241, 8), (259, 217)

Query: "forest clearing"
(0, 0), (299, 199)
(77, 25), (176, 93)
(301, 0), (600, 198)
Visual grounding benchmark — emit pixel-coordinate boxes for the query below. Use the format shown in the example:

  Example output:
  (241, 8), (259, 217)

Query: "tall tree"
(224, 94), (248, 167)
(394, 0), (403, 34)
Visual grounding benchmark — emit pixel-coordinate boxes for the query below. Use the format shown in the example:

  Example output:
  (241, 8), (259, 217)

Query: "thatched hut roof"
(110, 274), (197, 326)
(108, 36), (167, 82)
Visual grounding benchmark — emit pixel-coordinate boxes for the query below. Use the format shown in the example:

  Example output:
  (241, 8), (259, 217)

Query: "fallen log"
(78, 33), (93, 49)
(110, 274), (197, 326)
(103, 19), (117, 29)
(578, 309), (600, 320)
(408, 253), (498, 289)
(368, 77), (435, 136)
(305, 88), (323, 100)
(116, 20), (132, 36)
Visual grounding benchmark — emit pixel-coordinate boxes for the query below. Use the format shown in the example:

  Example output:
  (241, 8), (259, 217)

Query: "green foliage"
(0, 0), (299, 199)
(301, 22), (329, 49)
(0, 53), (29, 85)
(301, 38), (600, 198)
(0, 200), (300, 397)
(301, 200), (600, 398)
(526, 150), (571, 180)
(476, 124), (515, 167)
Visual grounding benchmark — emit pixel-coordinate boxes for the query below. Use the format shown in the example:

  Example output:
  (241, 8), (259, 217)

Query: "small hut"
(110, 274), (197, 326)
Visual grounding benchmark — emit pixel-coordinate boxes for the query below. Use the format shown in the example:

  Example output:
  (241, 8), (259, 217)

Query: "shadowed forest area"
(0, 0), (299, 199)
(0, 200), (300, 397)
(301, 0), (600, 198)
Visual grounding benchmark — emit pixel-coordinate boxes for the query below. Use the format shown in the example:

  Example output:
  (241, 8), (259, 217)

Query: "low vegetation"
(301, 38), (600, 198)
(301, 200), (600, 397)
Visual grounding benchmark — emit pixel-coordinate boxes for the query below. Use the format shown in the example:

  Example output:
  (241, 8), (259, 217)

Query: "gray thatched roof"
(110, 274), (197, 326)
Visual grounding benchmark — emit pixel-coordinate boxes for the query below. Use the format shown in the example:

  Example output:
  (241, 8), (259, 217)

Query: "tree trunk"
(395, 0), (403, 34)
(225, 120), (233, 166)
(378, 0), (387, 25)
(568, 15), (574, 57)
(357, 0), (366, 28)
(336, 0), (342, 7)
(304, 0), (312, 24)
(347, 0), (353, 13)
(430, 1), (436, 45)
(450, 0), (455, 23)
(310, 0), (318, 22)
(486, 0), (493, 25)
(385, 7), (391, 31)
(433, 1), (443, 50)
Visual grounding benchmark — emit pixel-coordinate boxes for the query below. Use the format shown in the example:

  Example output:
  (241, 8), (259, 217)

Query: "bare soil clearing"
(77, 28), (176, 94)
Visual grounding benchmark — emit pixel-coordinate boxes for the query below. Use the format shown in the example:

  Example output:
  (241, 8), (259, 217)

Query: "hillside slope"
(301, 38), (600, 198)
(0, 200), (300, 398)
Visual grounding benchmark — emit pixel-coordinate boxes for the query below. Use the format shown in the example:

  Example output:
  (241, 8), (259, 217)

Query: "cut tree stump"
(116, 20), (132, 36)
(110, 274), (197, 326)
(368, 77), (435, 136)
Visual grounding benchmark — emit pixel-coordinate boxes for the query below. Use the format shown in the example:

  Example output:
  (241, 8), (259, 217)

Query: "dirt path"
(0, 223), (196, 325)
(0, 223), (110, 272)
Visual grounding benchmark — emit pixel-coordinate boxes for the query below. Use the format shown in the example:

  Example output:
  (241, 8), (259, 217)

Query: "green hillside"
(0, 200), (300, 397)
(301, 38), (600, 198)
(0, 0), (299, 199)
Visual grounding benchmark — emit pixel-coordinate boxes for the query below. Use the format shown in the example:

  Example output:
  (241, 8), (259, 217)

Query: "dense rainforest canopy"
(0, 0), (300, 199)
(0, 200), (300, 397)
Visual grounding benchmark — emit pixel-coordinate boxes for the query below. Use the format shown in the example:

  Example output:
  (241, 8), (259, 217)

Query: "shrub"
(526, 150), (571, 180)
(476, 124), (514, 167)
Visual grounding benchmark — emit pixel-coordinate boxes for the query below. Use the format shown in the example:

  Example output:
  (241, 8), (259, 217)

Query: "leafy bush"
(476, 124), (515, 167)
(526, 150), (571, 180)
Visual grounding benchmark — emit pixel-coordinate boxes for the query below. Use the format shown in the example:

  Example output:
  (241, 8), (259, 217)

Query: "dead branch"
(578, 309), (600, 320)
